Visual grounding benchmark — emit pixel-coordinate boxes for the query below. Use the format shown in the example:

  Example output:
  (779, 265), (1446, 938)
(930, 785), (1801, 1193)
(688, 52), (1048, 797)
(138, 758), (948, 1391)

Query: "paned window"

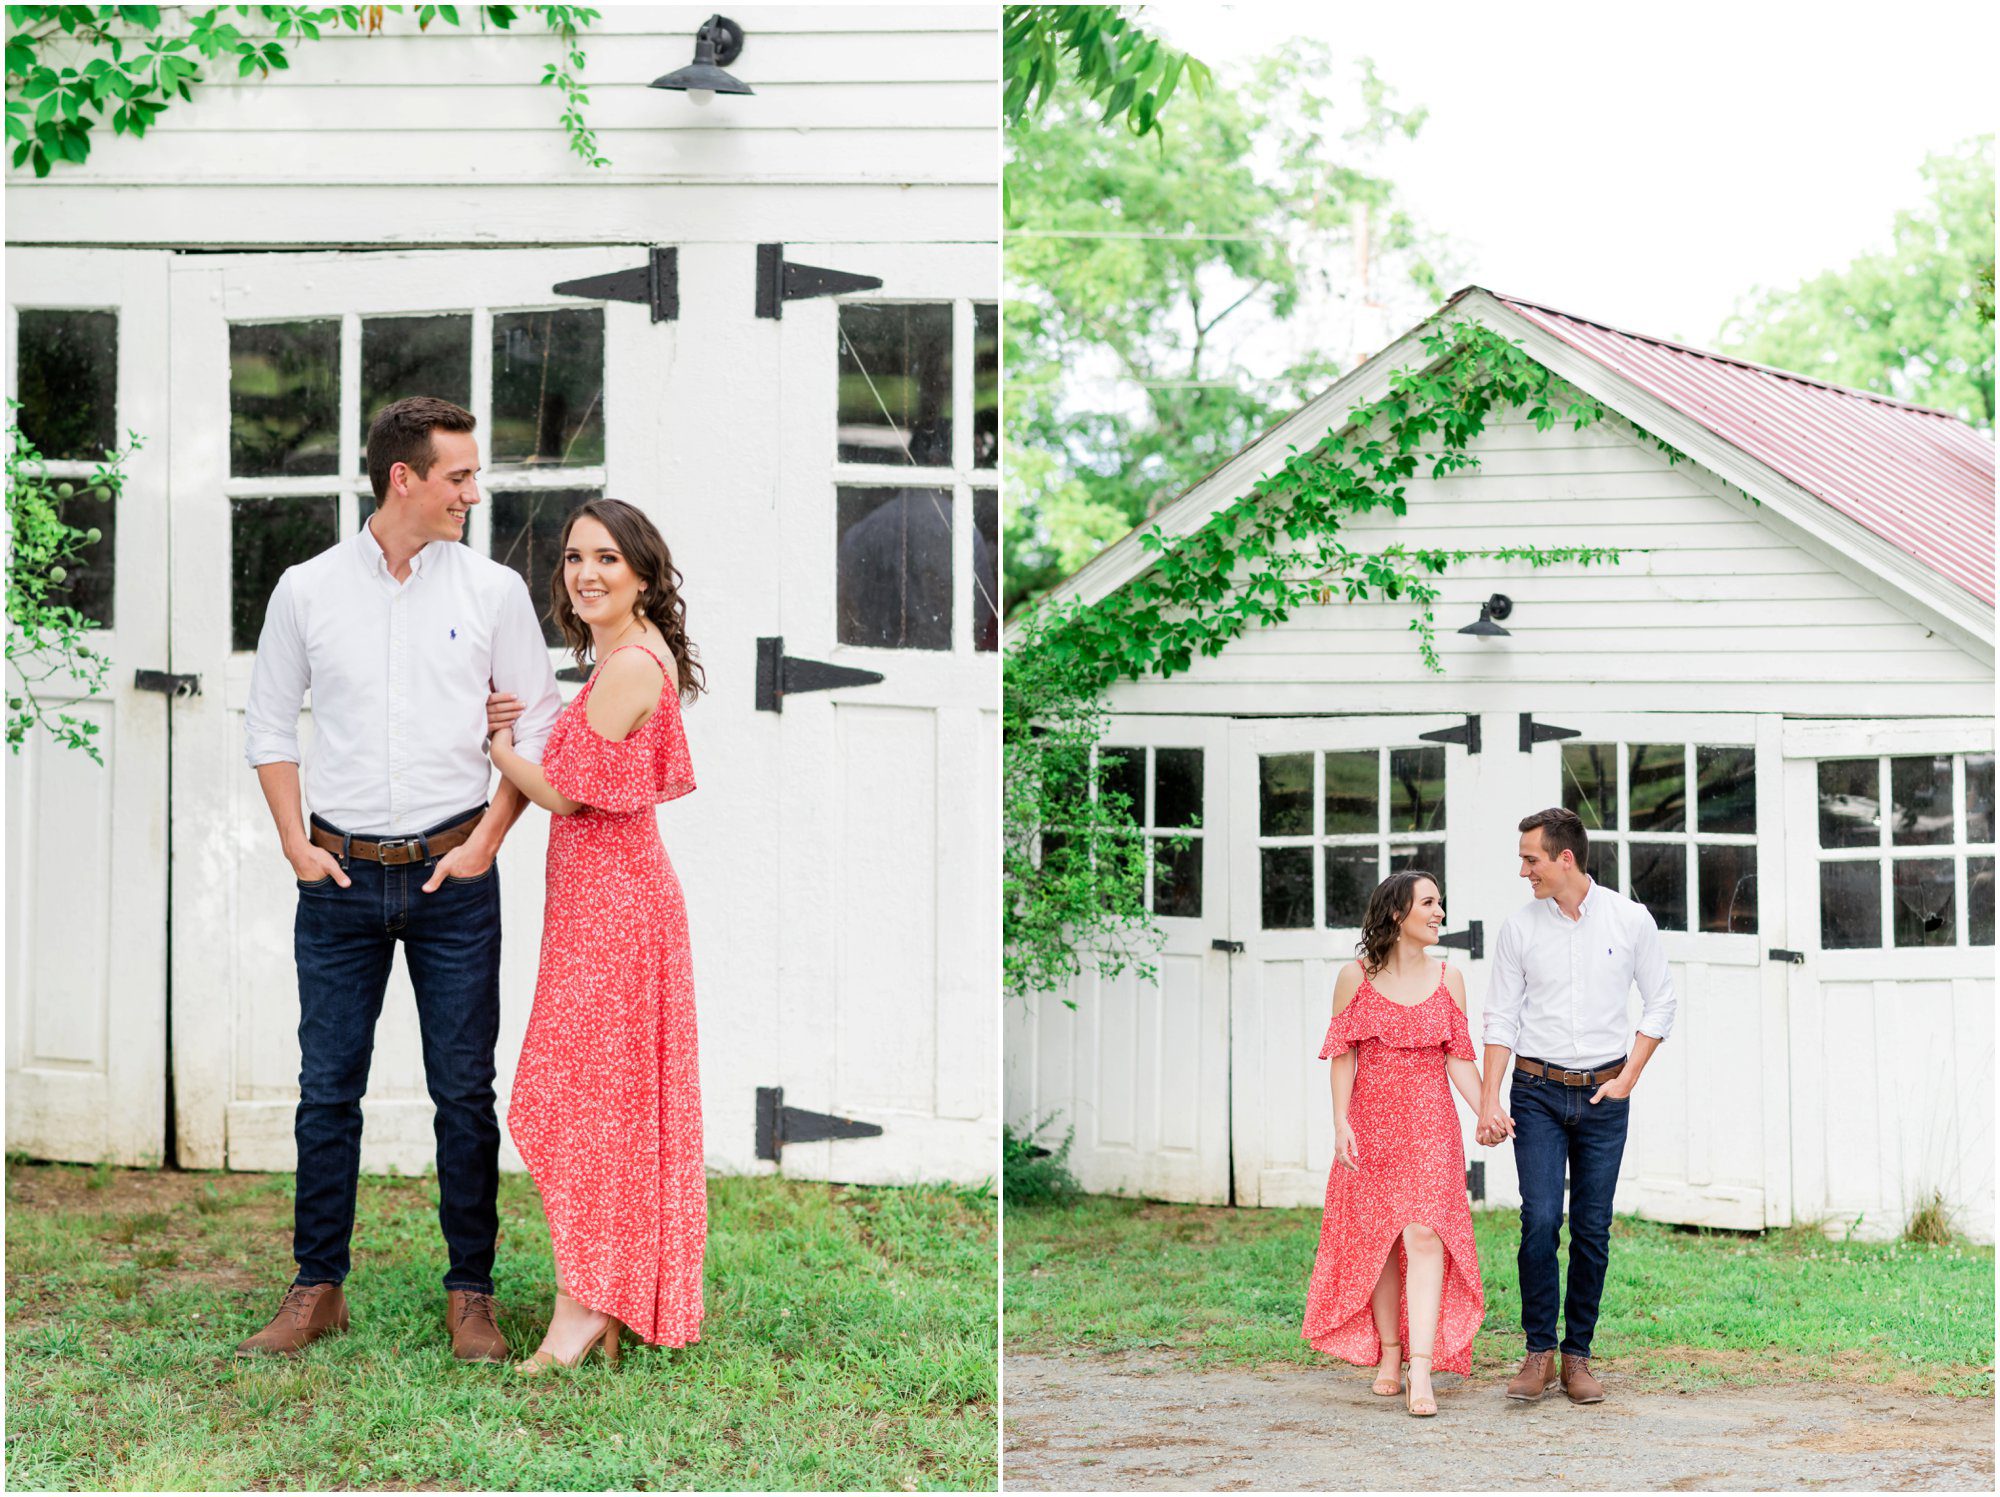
(225, 306), (605, 651)
(1561, 741), (1758, 934)
(834, 301), (998, 652)
(1257, 747), (1447, 931)
(1815, 753), (1994, 950)
(1096, 744), (1205, 918)
(11, 307), (119, 627)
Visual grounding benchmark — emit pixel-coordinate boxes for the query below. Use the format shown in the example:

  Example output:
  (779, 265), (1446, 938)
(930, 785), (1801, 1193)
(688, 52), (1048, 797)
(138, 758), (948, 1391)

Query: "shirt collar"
(357, 515), (433, 579)
(1549, 877), (1599, 925)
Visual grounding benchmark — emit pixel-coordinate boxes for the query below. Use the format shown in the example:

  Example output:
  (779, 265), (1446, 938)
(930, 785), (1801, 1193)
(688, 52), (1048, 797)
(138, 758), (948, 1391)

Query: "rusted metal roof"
(1492, 292), (1996, 605)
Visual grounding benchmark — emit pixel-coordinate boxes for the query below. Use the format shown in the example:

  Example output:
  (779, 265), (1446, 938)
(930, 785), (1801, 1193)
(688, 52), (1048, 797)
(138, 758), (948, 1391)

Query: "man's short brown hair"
(1519, 806), (1587, 868)
(366, 396), (476, 502)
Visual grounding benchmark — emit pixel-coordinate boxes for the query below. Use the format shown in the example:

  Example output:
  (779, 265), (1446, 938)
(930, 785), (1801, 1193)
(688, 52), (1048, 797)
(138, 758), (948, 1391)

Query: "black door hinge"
(1769, 948), (1806, 965)
(755, 1086), (883, 1163)
(552, 246), (678, 322)
(1466, 1161), (1485, 1201)
(1211, 938), (1245, 954)
(134, 669), (200, 698)
(755, 243), (884, 319)
(1418, 715), (1481, 755)
(1520, 714), (1582, 753)
(755, 636), (884, 712)
(1437, 920), (1483, 961)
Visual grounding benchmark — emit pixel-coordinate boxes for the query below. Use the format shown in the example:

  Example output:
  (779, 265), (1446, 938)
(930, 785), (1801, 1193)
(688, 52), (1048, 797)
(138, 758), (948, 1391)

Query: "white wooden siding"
(1097, 411), (1987, 719)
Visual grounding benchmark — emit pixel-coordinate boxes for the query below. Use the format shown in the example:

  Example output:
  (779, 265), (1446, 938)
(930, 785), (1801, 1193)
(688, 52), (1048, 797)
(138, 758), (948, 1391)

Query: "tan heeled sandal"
(1370, 1340), (1403, 1396)
(1405, 1351), (1437, 1417)
(512, 1314), (623, 1377)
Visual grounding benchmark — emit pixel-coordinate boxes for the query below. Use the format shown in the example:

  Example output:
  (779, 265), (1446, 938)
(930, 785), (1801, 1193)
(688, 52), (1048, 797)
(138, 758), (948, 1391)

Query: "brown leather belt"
(1516, 1056), (1625, 1087)
(309, 810), (484, 866)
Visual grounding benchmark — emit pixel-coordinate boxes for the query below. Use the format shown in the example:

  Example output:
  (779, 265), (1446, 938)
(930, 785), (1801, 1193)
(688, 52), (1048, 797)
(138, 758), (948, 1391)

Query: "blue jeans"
(1510, 1062), (1631, 1359)
(292, 808), (502, 1293)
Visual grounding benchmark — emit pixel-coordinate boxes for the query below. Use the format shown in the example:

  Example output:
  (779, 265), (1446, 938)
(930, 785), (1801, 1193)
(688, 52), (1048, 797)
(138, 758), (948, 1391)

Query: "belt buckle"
(375, 836), (417, 866)
(1563, 1067), (1586, 1086)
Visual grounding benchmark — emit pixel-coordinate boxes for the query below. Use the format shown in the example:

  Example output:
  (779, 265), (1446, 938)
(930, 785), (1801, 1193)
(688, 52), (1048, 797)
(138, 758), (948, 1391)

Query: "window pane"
(232, 496), (337, 651)
(1152, 836), (1201, 918)
(837, 303), (951, 465)
(1154, 748), (1202, 830)
(973, 488), (998, 653)
(1971, 857), (1994, 947)
(1820, 860), (1882, 950)
(1260, 752), (1313, 836)
(15, 308), (117, 461)
(1967, 755), (1995, 845)
(1263, 847), (1314, 929)
(1629, 841), (1686, 931)
(1563, 742), (1618, 832)
(1628, 743), (1687, 833)
(492, 309), (605, 466)
(1389, 841), (1447, 909)
(230, 320), (340, 477)
(836, 486), (952, 650)
(359, 314), (472, 472)
(1097, 746), (1142, 826)
(973, 302), (998, 469)
(1324, 750), (1376, 835)
(1324, 846), (1375, 928)
(490, 488), (599, 647)
(1585, 839), (1619, 893)
(1889, 756), (1953, 847)
(1696, 745), (1757, 835)
(1892, 858), (1955, 947)
(1388, 745), (1446, 833)
(1818, 759), (1880, 848)
(1697, 844), (1758, 934)
(51, 483), (116, 628)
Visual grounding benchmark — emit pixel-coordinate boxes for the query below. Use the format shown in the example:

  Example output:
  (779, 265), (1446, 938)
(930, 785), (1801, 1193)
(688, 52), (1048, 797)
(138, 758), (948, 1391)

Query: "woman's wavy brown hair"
(547, 497), (706, 704)
(1356, 868), (1443, 976)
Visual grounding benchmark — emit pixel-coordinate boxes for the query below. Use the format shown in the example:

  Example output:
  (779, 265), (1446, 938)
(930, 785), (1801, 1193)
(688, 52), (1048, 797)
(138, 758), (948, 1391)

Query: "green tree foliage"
(1719, 135), (1994, 426)
(1004, 42), (1441, 616)
(1003, 4), (1209, 141)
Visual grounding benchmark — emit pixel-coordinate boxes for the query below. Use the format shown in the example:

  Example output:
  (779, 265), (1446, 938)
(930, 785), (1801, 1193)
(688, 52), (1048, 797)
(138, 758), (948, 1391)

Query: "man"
(238, 396), (562, 1361)
(1476, 807), (1674, 1405)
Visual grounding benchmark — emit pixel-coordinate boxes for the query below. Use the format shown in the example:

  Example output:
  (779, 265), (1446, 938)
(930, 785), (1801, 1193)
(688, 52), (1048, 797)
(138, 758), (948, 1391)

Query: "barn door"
(164, 247), (667, 1169)
(769, 242), (999, 1184)
(1003, 716), (1234, 1204)
(1226, 715), (1488, 1207)
(1780, 718), (1994, 1240)
(4, 249), (172, 1165)
(1531, 711), (1786, 1229)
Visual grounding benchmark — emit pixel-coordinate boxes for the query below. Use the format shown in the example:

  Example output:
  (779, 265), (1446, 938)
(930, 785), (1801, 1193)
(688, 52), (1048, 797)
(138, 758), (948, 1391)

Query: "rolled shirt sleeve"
(490, 573), (563, 764)
(244, 570), (308, 767)
(1482, 912), (1527, 1053)
(1631, 904), (1677, 1041)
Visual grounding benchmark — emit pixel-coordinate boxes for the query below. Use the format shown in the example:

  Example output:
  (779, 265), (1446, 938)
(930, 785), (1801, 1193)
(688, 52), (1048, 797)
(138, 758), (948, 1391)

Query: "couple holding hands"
(1301, 807), (1675, 1417)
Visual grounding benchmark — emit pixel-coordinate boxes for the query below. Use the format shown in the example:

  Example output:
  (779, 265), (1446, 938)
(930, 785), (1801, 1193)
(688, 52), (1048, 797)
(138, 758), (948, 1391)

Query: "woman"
(483, 497), (707, 1372)
(1300, 870), (1484, 1417)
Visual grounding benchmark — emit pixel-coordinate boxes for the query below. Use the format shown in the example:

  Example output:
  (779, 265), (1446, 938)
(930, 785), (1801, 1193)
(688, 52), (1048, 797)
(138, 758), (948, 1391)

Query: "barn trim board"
(1005, 289), (1995, 1242)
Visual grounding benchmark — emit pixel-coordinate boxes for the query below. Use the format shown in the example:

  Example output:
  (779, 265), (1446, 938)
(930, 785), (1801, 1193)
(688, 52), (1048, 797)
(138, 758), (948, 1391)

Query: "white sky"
(1145, 0), (1997, 349)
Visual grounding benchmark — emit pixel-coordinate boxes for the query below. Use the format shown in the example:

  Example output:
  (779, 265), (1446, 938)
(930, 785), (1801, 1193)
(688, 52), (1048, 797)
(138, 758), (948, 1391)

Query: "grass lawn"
(1005, 1196), (1994, 1398)
(4, 1161), (996, 1491)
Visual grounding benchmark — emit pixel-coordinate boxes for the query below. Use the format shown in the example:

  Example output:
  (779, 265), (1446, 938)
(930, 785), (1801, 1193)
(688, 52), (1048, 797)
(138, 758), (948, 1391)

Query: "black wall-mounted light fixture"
(1458, 593), (1514, 637)
(650, 14), (753, 105)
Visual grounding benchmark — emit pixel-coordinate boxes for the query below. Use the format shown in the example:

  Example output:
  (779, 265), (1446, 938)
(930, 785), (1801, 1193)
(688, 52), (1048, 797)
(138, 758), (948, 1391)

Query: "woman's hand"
(491, 724), (514, 751)
(1334, 1118), (1361, 1172)
(486, 688), (525, 739)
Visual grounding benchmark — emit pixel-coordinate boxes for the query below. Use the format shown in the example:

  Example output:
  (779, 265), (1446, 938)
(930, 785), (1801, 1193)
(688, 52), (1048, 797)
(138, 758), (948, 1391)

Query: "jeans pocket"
(443, 862), (497, 886)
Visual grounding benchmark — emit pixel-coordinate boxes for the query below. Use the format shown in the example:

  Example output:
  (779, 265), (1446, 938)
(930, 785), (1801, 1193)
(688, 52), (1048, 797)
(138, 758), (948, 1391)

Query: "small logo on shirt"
(450, 628), (457, 640)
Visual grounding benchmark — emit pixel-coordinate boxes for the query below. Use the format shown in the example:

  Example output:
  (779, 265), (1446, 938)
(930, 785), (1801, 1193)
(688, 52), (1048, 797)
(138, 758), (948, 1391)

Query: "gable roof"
(1044, 287), (1994, 653)
(1496, 293), (1995, 605)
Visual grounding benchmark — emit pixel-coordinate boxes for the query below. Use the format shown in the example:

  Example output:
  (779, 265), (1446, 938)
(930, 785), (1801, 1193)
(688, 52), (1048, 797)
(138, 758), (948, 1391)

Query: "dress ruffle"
(542, 646), (696, 813)
(1319, 976), (1475, 1061)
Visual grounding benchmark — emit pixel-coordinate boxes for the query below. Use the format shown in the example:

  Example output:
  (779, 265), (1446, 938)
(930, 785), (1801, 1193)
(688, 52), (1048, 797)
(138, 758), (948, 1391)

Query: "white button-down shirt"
(244, 521), (563, 835)
(1482, 880), (1676, 1068)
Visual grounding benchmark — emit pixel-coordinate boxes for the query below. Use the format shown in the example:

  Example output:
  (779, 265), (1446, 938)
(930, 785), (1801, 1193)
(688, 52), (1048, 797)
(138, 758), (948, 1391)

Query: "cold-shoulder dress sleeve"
(1319, 996), (1369, 1060)
(542, 676), (696, 813)
(1445, 994), (1475, 1061)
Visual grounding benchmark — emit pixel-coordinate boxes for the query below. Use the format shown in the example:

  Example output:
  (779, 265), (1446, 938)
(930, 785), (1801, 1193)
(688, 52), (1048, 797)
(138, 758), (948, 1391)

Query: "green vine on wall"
(4, 4), (605, 177)
(1005, 320), (1662, 998)
(5, 408), (135, 763)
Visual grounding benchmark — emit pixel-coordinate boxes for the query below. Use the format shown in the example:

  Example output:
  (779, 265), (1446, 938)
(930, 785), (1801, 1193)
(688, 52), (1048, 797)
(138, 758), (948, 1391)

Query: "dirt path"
(1003, 1351), (1995, 1491)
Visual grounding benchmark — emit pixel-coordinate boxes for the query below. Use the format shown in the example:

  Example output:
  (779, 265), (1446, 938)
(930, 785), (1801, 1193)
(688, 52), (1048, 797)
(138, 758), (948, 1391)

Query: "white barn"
(1005, 287), (1995, 1242)
(6, 6), (999, 1187)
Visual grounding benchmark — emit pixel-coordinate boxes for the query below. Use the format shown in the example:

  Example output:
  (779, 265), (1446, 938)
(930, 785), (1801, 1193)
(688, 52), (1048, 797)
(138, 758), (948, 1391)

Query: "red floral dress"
(508, 644), (705, 1348)
(1300, 965), (1483, 1375)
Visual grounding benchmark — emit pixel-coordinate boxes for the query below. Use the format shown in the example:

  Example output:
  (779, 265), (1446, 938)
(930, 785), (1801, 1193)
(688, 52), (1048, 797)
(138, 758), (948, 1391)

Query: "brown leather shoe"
(236, 1282), (348, 1358)
(447, 1289), (509, 1363)
(1559, 1352), (1605, 1403)
(1504, 1348), (1557, 1400)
